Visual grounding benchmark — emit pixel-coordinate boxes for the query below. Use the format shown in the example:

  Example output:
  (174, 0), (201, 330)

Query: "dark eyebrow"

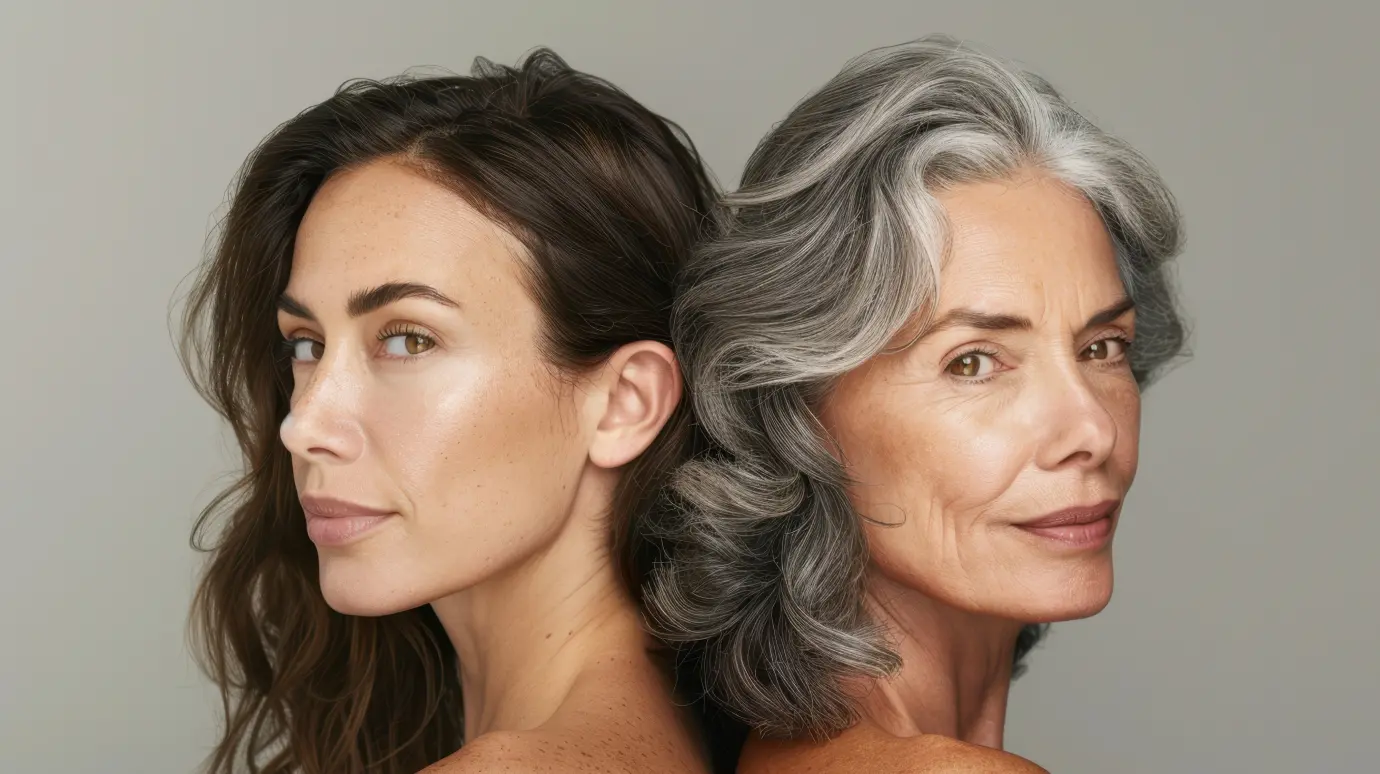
(926, 309), (1033, 336)
(1086, 296), (1136, 328)
(921, 296), (1135, 339)
(277, 282), (460, 322)
(347, 282), (460, 317)
(277, 293), (316, 321)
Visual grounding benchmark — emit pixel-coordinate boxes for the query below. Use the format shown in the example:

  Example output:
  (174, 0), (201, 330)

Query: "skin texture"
(743, 171), (1139, 772)
(740, 726), (1048, 774)
(278, 159), (707, 773)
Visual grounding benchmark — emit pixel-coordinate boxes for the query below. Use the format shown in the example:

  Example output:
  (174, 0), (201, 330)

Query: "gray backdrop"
(1, 1), (1375, 772)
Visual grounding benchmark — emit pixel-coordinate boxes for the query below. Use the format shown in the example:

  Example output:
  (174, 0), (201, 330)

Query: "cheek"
(828, 380), (1033, 595)
(871, 419), (1028, 582)
(366, 355), (581, 513)
(834, 390), (1030, 522)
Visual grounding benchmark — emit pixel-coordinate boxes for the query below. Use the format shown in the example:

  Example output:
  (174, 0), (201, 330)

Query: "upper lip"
(298, 495), (393, 519)
(1017, 500), (1120, 528)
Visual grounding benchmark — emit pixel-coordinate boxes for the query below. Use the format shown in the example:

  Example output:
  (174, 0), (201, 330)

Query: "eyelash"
(377, 324), (426, 341)
(377, 324), (437, 360)
(1089, 334), (1135, 363)
(948, 346), (1003, 385)
(280, 336), (313, 361)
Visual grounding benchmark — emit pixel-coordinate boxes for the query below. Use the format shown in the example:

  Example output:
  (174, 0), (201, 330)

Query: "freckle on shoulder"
(421, 729), (610, 773)
(910, 736), (1049, 773)
(420, 724), (690, 774)
(420, 659), (698, 773)
(417, 730), (531, 772)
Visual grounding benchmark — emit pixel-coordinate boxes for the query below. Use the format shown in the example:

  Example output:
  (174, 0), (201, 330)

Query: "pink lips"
(1014, 500), (1120, 549)
(299, 495), (394, 547)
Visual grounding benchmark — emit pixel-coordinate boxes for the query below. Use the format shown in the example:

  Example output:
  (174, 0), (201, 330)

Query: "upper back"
(421, 653), (710, 774)
(737, 724), (1048, 774)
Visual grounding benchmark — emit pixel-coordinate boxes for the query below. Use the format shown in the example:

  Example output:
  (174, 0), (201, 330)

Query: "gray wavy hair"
(645, 35), (1187, 740)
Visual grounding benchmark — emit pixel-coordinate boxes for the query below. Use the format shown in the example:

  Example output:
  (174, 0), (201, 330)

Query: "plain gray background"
(1, 1), (1375, 772)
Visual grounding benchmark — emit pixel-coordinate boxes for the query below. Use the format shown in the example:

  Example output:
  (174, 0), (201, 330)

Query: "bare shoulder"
(421, 725), (704, 774)
(899, 736), (1048, 773)
(420, 728), (640, 774)
(418, 731), (535, 772)
(739, 725), (1048, 774)
(421, 657), (705, 774)
(548, 653), (707, 772)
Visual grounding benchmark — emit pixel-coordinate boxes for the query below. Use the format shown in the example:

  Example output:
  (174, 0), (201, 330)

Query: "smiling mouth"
(1013, 500), (1119, 549)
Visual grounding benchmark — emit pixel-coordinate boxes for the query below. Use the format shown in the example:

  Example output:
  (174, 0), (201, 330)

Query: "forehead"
(288, 159), (521, 295)
(933, 173), (1122, 311)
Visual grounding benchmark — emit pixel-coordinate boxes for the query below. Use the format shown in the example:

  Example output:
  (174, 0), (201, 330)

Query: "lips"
(299, 495), (394, 547)
(1014, 500), (1120, 549)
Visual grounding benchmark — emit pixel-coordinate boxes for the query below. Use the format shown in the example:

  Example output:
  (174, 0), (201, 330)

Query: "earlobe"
(588, 341), (682, 469)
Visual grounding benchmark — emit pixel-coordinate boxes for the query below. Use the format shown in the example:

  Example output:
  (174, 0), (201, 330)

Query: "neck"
(430, 469), (649, 741)
(858, 571), (1023, 749)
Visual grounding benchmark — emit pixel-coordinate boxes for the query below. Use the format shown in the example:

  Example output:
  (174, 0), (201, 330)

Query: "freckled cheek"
(357, 364), (502, 497)
(364, 358), (571, 512)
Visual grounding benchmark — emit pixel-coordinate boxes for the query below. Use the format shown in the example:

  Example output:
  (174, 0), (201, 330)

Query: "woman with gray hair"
(649, 35), (1186, 772)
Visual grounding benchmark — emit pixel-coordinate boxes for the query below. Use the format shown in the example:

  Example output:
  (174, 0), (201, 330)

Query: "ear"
(587, 341), (682, 469)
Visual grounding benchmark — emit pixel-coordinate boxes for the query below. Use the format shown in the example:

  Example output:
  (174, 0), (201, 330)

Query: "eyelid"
(377, 321), (435, 339)
(1079, 332), (1134, 364)
(1084, 330), (1134, 350)
(280, 320), (322, 339)
(377, 322), (442, 349)
(941, 339), (1007, 366)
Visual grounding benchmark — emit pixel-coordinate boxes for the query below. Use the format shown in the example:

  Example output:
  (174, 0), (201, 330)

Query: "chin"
(1023, 557), (1116, 623)
(316, 556), (430, 617)
(1035, 588), (1114, 622)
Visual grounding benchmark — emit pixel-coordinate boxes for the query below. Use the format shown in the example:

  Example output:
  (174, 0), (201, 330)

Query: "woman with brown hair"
(180, 49), (717, 773)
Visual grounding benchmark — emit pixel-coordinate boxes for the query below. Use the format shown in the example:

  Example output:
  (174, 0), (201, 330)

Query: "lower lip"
(305, 513), (393, 546)
(1015, 515), (1114, 549)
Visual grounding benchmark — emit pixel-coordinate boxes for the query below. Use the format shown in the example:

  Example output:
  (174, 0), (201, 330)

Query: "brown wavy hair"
(178, 49), (716, 773)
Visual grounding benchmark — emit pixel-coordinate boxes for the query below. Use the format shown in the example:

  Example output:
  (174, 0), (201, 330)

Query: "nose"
(1033, 364), (1121, 472)
(279, 359), (365, 465)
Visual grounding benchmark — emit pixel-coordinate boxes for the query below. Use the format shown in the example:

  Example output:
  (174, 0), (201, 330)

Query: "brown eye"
(289, 339), (324, 362)
(1084, 338), (1129, 362)
(382, 332), (435, 357)
(946, 352), (996, 378)
(405, 334), (431, 355)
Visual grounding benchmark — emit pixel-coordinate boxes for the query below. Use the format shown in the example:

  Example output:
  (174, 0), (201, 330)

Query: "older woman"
(649, 35), (1186, 772)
